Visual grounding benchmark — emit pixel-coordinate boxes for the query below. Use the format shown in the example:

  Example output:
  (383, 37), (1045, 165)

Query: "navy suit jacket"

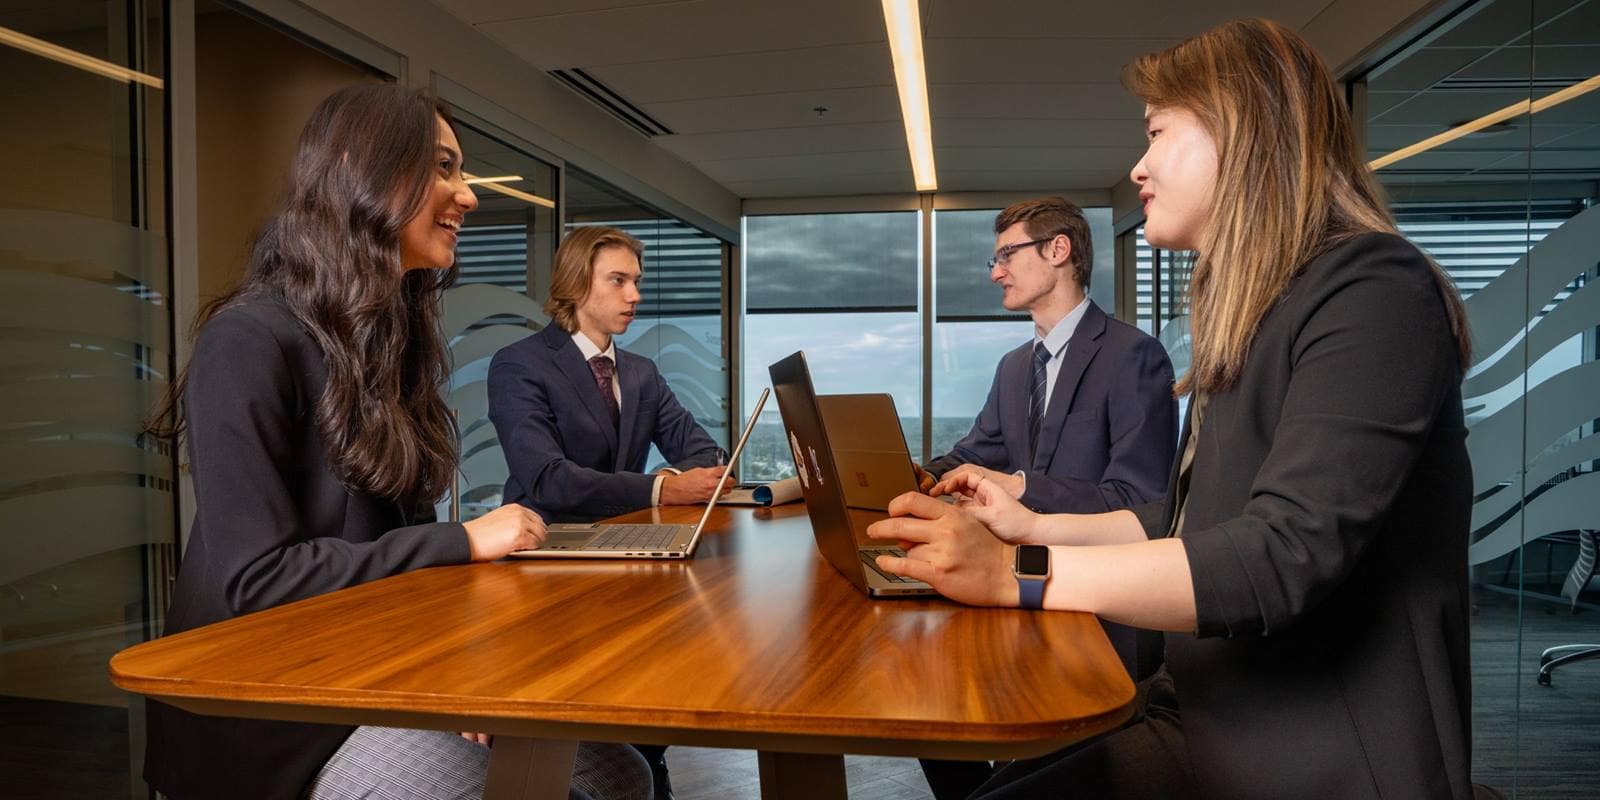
(489, 324), (721, 522)
(926, 300), (1177, 514)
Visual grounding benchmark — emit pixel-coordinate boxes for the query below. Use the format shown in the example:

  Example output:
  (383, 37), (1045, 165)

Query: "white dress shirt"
(1015, 296), (1090, 492)
(1036, 296), (1090, 411)
(572, 331), (673, 505)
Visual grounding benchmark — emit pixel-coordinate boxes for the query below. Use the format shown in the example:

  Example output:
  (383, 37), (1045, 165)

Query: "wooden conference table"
(110, 502), (1135, 799)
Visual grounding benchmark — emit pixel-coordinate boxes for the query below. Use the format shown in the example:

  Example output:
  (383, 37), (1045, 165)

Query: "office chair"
(1537, 529), (1599, 687)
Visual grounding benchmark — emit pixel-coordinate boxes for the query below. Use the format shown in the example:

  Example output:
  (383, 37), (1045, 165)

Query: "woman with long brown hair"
(870, 18), (1473, 799)
(143, 84), (651, 800)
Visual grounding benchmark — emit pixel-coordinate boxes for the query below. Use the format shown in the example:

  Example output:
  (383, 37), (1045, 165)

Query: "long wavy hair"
(1124, 18), (1470, 395)
(147, 84), (460, 504)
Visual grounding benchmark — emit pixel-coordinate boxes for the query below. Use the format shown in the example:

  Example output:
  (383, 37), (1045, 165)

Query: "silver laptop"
(767, 352), (935, 597)
(510, 388), (769, 560)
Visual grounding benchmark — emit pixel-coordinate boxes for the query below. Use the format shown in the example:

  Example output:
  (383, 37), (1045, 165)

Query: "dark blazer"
(926, 300), (1176, 679)
(145, 294), (471, 800)
(1131, 232), (1472, 799)
(926, 300), (1176, 514)
(489, 323), (720, 523)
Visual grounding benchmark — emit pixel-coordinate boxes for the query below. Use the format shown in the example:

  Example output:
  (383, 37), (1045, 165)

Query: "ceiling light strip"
(463, 175), (523, 185)
(463, 172), (556, 209)
(881, 0), (937, 192)
(1370, 73), (1600, 172)
(0, 25), (163, 89)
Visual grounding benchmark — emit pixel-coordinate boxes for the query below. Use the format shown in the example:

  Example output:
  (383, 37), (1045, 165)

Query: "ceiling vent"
(548, 68), (674, 137)
(1432, 76), (1584, 92)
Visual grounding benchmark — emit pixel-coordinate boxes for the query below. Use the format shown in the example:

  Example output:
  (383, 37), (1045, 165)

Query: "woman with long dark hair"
(870, 18), (1474, 799)
(143, 84), (651, 800)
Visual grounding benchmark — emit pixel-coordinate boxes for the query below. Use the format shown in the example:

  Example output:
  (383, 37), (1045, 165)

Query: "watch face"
(1016, 545), (1050, 576)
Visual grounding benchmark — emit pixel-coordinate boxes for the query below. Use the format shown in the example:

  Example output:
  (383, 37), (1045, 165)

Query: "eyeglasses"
(987, 237), (1054, 269)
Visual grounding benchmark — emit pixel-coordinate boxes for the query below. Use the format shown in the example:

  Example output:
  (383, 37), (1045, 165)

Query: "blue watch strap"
(1018, 577), (1046, 609)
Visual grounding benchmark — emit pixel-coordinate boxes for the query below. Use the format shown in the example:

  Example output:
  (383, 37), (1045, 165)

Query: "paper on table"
(721, 476), (804, 506)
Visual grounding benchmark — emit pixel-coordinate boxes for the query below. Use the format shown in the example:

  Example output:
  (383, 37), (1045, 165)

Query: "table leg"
(757, 750), (847, 800)
(485, 736), (578, 800)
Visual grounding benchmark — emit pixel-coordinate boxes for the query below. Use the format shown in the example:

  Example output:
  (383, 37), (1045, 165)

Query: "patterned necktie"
(1027, 341), (1050, 461)
(588, 355), (620, 430)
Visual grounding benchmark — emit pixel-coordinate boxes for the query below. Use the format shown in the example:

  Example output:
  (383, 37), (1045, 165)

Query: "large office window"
(930, 209), (1031, 457)
(742, 205), (1117, 478)
(741, 212), (921, 480)
(930, 207), (1116, 457)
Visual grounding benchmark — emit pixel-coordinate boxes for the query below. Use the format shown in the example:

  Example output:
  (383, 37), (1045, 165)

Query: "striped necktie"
(1027, 341), (1050, 461)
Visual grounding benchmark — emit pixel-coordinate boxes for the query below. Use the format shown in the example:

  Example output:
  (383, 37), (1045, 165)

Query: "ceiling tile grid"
(429, 0), (1594, 199)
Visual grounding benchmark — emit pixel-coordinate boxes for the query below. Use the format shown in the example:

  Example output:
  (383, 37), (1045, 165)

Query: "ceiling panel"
(936, 117), (1143, 148)
(654, 122), (907, 162)
(697, 150), (912, 183)
(936, 145), (1147, 173)
(472, 0), (883, 68)
(924, 0), (1331, 39)
(585, 43), (893, 104)
(428, 0), (1537, 199)
(933, 83), (1144, 120)
(433, 1), (681, 25)
(725, 172), (916, 198)
(642, 86), (902, 134)
(925, 37), (1181, 84)
(936, 168), (1130, 192)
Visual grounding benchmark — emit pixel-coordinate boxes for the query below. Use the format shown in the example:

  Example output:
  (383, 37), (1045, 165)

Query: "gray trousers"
(305, 726), (653, 800)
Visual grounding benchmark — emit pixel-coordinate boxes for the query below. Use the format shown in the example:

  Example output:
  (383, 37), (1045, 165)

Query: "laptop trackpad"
(542, 531), (596, 549)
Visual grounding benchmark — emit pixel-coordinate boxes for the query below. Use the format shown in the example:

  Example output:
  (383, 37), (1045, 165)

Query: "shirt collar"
(571, 330), (616, 362)
(1036, 296), (1090, 357)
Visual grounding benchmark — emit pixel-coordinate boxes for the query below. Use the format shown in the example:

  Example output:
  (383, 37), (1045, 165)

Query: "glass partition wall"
(1363, 0), (1599, 795)
(0, 3), (172, 796)
(440, 139), (732, 520)
(566, 169), (732, 469)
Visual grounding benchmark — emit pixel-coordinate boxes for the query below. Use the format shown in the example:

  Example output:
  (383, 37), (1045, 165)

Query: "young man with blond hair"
(489, 225), (728, 522)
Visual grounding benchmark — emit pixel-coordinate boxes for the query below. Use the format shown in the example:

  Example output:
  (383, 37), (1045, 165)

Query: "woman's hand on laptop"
(865, 493), (1016, 607)
(660, 466), (733, 504)
(930, 464), (1023, 501)
(967, 478), (1044, 545)
(912, 464), (937, 493)
(463, 504), (548, 561)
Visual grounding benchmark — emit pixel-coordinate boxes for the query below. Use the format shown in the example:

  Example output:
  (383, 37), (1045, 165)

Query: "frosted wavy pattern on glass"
(1462, 204), (1599, 565)
(438, 280), (726, 518)
(0, 210), (172, 586)
(439, 284), (543, 519)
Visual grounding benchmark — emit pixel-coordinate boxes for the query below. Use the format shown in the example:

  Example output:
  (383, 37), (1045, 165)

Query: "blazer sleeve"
(1131, 499), (1169, 539)
(184, 311), (470, 617)
(1018, 336), (1177, 512)
(1183, 241), (1462, 638)
(488, 349), (655, 516)
(925, 359), (1011, 478)
(647, 367), (721, 469)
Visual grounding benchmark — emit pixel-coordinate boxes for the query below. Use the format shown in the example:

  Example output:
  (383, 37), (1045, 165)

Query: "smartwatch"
(1013, 544), (1051, 609)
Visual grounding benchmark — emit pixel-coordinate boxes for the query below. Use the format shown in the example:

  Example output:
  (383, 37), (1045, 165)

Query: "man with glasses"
(914, 197), (1178, 799)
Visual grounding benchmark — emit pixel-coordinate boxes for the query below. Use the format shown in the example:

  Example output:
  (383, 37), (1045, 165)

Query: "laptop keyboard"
(858, 547), (919, 583)
(588, 524), (682, 550)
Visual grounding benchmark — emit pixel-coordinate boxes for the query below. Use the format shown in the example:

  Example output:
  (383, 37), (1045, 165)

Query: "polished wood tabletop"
(111, 502), (1135, 798)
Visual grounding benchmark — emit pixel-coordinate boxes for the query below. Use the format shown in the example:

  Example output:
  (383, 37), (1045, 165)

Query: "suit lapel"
(546, 326), (619, 457)
(1032, 302), (1106, 472)
(613, 351), (643, 471)
(1001, 345), (1033, 470)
